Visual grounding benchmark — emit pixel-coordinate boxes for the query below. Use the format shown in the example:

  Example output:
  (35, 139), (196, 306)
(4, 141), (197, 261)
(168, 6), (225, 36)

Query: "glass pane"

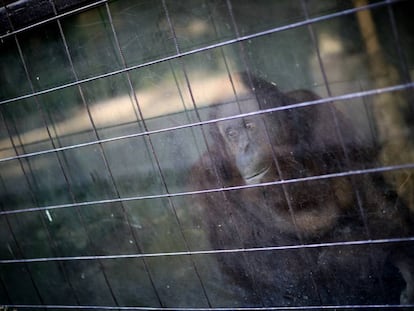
(2, 98), (53, 154)
(309, 7), (404, 95)
(109, 0), (176, 67)
(61, 5), (122, 79)
(228, 0), (304, 37)
(26, 262), (79, 305)
(393, 1), (414, 80)
(40, 86), (98, 147)
(63, 260), (118, 306)
(101, 258), (161, 306)
(306, 0), (355, 17)
(0, 264), (42, 304)
(146, 255), (210, 308)
(0, 160), (35, 212)
(101, 138), (165, 197)
(0, 38), (31, 100)
(58, 146), (117, 202)
(162, 0), (235, 51)
(0, 0), (413, 309)
(18, 22), (76, 92)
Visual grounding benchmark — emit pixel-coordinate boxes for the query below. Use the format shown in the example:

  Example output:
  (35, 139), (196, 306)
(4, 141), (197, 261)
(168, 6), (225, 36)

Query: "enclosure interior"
(0, 0), (413, 309)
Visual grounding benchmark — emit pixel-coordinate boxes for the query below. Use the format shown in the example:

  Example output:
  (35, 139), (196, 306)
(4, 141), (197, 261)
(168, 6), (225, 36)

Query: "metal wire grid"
(0, 0), (413, 309)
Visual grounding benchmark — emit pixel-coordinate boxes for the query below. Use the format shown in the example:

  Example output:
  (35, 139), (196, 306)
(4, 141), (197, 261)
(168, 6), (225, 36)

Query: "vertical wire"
(134, 3), (212, 308)
(106, 0), (213, 307)
(0, 186), (36, 306)
(101, 3), (163, 203)
(166, 55), (207, 159)
(385, 0), (414, 116)
(0, 118), (47, 302)
(94, 4), (165, 308)
(358, 80), (379, 147)
(158, 1), (223, 307)
(300, 0), (372, 238)
(0, 116), (45, 306)
(225, 0), (324, 304)
(0, 210), (12, 303)
(47, 0), (130, 306)
(122, 0), (216, 307)
(2, 5), (84, 306)
(152, 2), (205, 164)
(0, 116), (46, 306)
(203, 0), (268, 305)
(99, 2), (172, 307)
(300, 0), (388, 298)
(385, 1), (414, 206)
(161, 0), (273, 305)
(167, 61), (205, 156)
(12, 26), (84, 311)
(0, 251), (11, 304)
(49, 0), (146, 306)
(224, 0), (306, 242)
(385, 0), (412, 85)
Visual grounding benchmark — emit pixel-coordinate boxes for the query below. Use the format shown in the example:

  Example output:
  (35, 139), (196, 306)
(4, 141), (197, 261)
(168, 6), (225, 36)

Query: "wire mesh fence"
(0, 0), (413, 309)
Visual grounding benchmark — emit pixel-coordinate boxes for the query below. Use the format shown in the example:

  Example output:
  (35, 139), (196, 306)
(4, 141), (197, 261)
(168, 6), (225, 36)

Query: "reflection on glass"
(230, 0), (304, 36)
(162, 0), (235, 51)
(18, 23), (75, 92)
(0, 37), (31, 100)
(61, 6), (122, 79)
(0, 0), (412, 309)
(110, 0), (175, 67)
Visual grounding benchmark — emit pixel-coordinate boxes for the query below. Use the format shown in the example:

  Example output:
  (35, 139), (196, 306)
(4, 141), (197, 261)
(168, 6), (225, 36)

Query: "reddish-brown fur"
(188, 73), (414, 306)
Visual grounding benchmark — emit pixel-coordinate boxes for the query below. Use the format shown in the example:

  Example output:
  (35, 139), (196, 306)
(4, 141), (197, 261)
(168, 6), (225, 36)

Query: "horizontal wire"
(1, 162), (413, 216)
(0, 0), (108, 40)
(0, 81), (413, 164)
(1, 236), (413, 264)
(0, 1), (411, 309)
(0, 0), (398, 107)
(2, 303), (414, 310)
(0, 161), (413, 216)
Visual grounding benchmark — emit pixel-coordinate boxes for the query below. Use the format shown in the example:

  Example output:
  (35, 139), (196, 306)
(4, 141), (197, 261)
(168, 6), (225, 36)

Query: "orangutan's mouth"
(245, 166), (271, 184)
